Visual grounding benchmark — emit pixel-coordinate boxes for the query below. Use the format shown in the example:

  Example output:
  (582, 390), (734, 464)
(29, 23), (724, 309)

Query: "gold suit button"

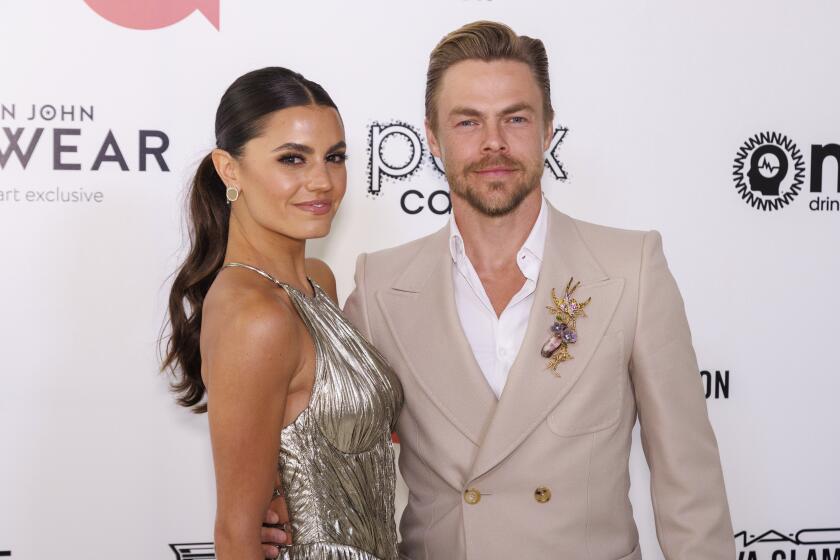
(534, 486), (551, 503)
(464, 487), (481, 505)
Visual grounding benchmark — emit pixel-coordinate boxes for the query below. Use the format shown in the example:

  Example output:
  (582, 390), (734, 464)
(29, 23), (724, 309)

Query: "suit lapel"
(376, 226), (497, 446)
(469, 207), (625, 480)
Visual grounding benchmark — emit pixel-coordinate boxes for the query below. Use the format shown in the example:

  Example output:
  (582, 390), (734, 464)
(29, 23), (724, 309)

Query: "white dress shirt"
(449, 197), (548, 398)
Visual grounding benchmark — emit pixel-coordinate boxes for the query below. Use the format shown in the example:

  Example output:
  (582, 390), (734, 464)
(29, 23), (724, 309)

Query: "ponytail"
(161, 154), (229, 413)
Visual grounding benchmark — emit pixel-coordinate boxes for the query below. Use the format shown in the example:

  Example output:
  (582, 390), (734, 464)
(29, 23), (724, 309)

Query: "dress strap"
(222, 262), (288, 288)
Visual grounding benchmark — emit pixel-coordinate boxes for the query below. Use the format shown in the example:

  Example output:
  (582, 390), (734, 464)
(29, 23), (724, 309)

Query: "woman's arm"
(202, 292), (302, 560)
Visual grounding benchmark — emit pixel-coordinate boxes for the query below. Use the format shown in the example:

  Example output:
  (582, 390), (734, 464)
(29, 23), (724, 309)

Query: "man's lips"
(474, 167), (516, 176)
(294, 200), (332, 215)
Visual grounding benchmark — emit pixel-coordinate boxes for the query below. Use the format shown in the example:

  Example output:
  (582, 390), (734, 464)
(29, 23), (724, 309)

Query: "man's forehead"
(441, 58), (534, 84)
(437, 59), (541, 108)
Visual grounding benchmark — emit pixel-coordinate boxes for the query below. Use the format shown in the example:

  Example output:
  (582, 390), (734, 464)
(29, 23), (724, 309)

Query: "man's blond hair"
(425, 20), (554, 129)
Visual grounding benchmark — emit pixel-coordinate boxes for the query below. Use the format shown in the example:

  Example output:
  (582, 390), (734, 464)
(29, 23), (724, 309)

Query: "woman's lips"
(294, 200), (332, 215)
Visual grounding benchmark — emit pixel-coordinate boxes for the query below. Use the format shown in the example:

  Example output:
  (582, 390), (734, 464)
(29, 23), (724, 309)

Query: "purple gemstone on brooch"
(541, 335), (564, 358)
(562, 330), (577, 344)
(550, 321), (567, 335)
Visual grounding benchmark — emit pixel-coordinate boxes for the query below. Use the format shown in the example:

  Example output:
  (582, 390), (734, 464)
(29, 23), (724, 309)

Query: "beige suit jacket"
(343, 204), (735, 560)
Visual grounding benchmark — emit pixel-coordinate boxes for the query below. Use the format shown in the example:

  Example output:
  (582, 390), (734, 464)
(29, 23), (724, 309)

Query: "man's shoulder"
(569, 214), (648, 246)
(554, 210), (652, 272)
(358, 227), (445, 287)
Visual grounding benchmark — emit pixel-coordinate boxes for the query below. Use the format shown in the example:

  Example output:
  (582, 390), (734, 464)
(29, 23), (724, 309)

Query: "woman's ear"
(211, 148), (239, 189)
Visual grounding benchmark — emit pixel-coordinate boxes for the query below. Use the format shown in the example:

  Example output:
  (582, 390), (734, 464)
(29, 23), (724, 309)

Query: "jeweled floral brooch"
(541, 277), (591, 373)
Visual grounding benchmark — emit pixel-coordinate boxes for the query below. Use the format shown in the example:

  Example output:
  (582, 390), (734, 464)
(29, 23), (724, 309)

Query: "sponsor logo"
(367, 121), (426, 197)
(736, 527), (840, 560)
(170, 542), (216, 560)
(84, 0), (220, 30)
(732, 132), (805, 211)
(0, 102), (170, 205)
(733, 131), (840, 212)
(701, 369), (730, 399)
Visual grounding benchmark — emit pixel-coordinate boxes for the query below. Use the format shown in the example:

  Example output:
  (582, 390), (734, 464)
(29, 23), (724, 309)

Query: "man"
(264, 20), (735, 559)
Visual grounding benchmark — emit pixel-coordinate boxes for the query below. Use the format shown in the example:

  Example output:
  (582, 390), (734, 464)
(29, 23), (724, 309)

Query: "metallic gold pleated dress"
(223, 263), (403, 560)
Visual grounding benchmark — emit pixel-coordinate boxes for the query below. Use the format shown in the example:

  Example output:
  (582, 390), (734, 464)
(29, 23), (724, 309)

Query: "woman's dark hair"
(161, 67), (338, 413)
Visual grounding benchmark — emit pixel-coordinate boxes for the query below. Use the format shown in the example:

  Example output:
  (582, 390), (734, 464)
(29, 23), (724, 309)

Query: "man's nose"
(481, 121), (508, 153)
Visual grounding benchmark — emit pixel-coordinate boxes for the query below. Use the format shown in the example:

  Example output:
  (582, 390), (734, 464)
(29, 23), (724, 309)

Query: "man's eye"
(509, 116), (527, 124)
(457, 120), (477, 127)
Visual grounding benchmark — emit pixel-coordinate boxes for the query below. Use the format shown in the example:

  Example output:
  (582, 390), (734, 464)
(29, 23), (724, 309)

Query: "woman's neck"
(223, 215), (309, 291)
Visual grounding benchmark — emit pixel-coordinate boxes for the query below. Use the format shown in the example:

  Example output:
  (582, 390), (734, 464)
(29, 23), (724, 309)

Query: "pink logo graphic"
(84, 0), (220, 30)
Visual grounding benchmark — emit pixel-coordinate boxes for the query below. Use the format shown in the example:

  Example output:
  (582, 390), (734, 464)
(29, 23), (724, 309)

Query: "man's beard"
(446, 154), (542, 217)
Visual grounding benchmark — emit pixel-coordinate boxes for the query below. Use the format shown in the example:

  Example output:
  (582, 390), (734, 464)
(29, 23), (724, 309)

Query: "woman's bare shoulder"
(305, 258), (337, 302)
(201, 268), (303, 386)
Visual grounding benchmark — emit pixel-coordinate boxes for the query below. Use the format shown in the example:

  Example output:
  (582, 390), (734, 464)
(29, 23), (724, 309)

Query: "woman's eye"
(327, 153), (348, 164)
(278, 154), (305, 165)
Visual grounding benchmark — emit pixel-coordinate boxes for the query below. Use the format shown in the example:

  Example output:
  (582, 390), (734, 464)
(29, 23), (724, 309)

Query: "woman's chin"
(295, 224), (334, 241)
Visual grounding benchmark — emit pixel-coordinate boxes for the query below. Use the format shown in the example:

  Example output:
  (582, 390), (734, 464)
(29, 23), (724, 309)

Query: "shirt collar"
(449, 195), (549, 270)
(519, 196), (548, 264)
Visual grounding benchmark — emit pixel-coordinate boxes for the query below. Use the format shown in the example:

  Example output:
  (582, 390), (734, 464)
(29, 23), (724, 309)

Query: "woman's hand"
(261, 476), (292, 559)
(261, 496), (291, 559)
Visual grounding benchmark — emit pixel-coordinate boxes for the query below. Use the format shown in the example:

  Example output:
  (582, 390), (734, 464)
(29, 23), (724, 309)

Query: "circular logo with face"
(732, 131), (806, 211)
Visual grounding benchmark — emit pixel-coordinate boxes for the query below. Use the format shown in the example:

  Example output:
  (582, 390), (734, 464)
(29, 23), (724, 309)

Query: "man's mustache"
(465, 155), (523, 173)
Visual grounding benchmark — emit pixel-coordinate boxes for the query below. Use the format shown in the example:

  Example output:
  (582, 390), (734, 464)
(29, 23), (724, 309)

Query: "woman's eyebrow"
(273, 142), (313, 153)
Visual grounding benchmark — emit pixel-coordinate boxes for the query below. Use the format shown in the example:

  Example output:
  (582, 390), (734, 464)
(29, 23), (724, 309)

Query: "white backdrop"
(1, 1), (839, 559)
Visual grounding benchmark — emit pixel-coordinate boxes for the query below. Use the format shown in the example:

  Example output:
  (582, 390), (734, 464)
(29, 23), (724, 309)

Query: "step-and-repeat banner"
(1, 1), (838, 559)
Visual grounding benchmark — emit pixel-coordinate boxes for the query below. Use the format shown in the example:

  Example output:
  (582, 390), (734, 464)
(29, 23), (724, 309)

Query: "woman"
(162, 67), (403, 560)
